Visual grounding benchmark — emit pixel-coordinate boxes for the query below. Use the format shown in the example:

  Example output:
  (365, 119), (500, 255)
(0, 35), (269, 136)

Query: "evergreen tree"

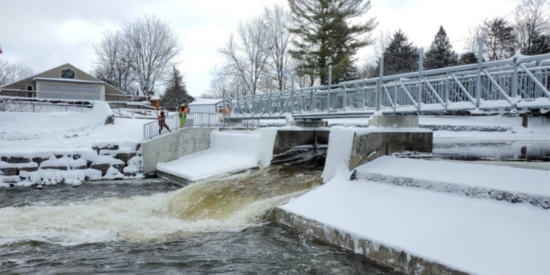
(161, 66), (194, 111)
(526, 32), (550, 55)
(482, 18), (516, 60)
(288, 0), (377, 85)
(381, 30), (418, 76)
(459, 52), (479, 65)
(424, 26), (458, 69)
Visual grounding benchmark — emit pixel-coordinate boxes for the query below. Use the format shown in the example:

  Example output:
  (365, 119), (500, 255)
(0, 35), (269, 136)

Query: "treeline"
(205, 0), (549, 98)
(0, 59), (34, 87)
(92, 15), (192, 110)
(204, 0), (377, 98)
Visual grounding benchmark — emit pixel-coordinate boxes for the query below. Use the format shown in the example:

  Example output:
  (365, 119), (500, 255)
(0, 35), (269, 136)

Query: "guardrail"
(143, 112), (234, 140)
(0, 89), (37, 98)
(143, 113), (179, 140)
(0, 90), (149, 103)
(105, 94), (148, 102)
(0, 98), (93, 113)
(225, 53), (550, 118)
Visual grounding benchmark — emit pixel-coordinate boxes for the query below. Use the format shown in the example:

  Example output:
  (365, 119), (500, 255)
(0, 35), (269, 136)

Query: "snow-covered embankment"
(0, 102), (146, 187)
(275, 127), (550, 275)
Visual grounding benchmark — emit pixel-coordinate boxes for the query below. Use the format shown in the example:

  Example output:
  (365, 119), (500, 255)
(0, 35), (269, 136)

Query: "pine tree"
(526, 32), (550, 55)
(459, 52), (479, 65)
(288, 0), (377, 85)
(381, 30), (418, 76)
(482, 18), (516, 60)
(161, 66), (194, 111)
(424, 26), (458, 69)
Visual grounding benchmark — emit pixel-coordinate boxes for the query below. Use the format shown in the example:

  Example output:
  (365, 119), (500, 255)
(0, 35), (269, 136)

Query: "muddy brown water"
(0, 159), (399, 274)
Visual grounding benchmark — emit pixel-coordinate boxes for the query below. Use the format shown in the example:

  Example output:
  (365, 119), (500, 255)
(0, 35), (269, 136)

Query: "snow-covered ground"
(356, 156), (549, 199)
(281, 169), (549, 275)
(0, 103), (148, 186)
(281, 156), (550, 275)
(0, 107), (149, 153)
(278, 126), (549, 274)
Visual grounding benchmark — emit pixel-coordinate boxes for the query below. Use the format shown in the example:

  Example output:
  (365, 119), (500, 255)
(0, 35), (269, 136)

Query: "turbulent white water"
(0, 166), (321, 246)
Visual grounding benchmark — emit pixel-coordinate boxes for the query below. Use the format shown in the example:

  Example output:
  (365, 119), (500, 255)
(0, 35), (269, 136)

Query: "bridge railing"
(143, 112), (230, 140)
(143, 113), (180, 140)
(224, 52), (550, 118)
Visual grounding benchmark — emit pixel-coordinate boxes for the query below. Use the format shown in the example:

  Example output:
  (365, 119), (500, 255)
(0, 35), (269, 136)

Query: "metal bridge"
(224, 51), (550, 120)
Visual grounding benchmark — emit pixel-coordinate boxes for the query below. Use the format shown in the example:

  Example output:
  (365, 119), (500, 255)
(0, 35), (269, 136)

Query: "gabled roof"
(1, 63), (123, 95)
(34, 77), (105, 85)
(189, 98), (223, 105)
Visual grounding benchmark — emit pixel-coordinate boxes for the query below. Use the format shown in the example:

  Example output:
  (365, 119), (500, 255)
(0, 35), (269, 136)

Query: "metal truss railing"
(143, 112), (231, 140)
(223, 53), (550, 119)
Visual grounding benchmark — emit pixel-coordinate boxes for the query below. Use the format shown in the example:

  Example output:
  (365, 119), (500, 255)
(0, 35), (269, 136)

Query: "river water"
(432, 139), (550, 170)
(0, 160), (398, 274)
(2, 139), (548, 274)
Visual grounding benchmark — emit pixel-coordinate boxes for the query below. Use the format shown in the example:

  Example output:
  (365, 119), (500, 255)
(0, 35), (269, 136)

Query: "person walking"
(158, 111), (170, 134)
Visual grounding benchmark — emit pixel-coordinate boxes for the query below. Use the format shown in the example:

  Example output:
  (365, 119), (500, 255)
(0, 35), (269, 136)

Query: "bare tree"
(464, 26), (483, 53)
(123, 15), (181, 97)
(219, 16), (271, 95)
(204, 70), (227, 99)
(0, 59), (12, 86)
(514, 0), (550, 55)
(372, 31), (392, 60)
(0, 59), (34, 86)
(263, 5), (293, 92)
(93, 30), (136, 94)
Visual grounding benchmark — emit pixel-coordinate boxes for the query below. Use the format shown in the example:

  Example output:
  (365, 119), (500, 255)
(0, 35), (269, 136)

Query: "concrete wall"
(142, 128), (213, 174)
(272, 130), (330, 163)
(349, 131), (432, 171)
(368, 115), (419, 128)
(270, 208), (467, 275)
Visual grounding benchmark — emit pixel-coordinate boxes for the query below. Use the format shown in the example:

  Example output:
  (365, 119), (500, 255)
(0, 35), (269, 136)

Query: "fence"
(225, 49), (550, 118)
(185, 112), (226, 128)
(105, 94), (148, 102)
(143, 113), (180, 139)
(143, 112), (232, 139)
(0, 100), (93, 113)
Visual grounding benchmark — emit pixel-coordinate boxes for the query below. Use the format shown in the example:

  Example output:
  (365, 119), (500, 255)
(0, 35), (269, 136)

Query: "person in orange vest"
(158, 111), (170, 134)
(224, 105), (232, 114)
(179, 103), (190, 128)
(178, 104), (185, 128)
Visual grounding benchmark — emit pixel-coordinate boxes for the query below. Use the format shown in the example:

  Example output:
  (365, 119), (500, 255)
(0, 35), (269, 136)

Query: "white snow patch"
(356, 156), (550, 197)
(281, 168), (550, 275)
(157, 129), (277, 181)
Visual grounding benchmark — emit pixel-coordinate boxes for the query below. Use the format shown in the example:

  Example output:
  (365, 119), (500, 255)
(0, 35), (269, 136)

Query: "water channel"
(1, 139), (548, 274)
(0, 158), (398, 274)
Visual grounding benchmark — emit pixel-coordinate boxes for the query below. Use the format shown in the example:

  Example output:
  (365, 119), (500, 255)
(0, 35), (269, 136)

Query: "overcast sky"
(0, 0), (521, 97)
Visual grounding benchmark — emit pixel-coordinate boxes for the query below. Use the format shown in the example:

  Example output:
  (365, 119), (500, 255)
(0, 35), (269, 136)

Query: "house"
(0, 63), (126, 101)
(188, 98), (224, 113)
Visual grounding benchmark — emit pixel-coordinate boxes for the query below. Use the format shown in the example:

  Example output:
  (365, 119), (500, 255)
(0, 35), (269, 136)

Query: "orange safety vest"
(224, 106), (232, 114)
(184, 108), (189, 114)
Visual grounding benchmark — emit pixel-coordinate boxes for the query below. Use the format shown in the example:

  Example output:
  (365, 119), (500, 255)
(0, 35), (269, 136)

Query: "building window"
(60, 68), (76, 79)
(26, 85), (34, 91)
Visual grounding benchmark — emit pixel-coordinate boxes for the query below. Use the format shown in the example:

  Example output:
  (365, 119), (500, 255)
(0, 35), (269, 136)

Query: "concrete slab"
(142, 128), (213, 174)
(369, 115), (419, 128)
